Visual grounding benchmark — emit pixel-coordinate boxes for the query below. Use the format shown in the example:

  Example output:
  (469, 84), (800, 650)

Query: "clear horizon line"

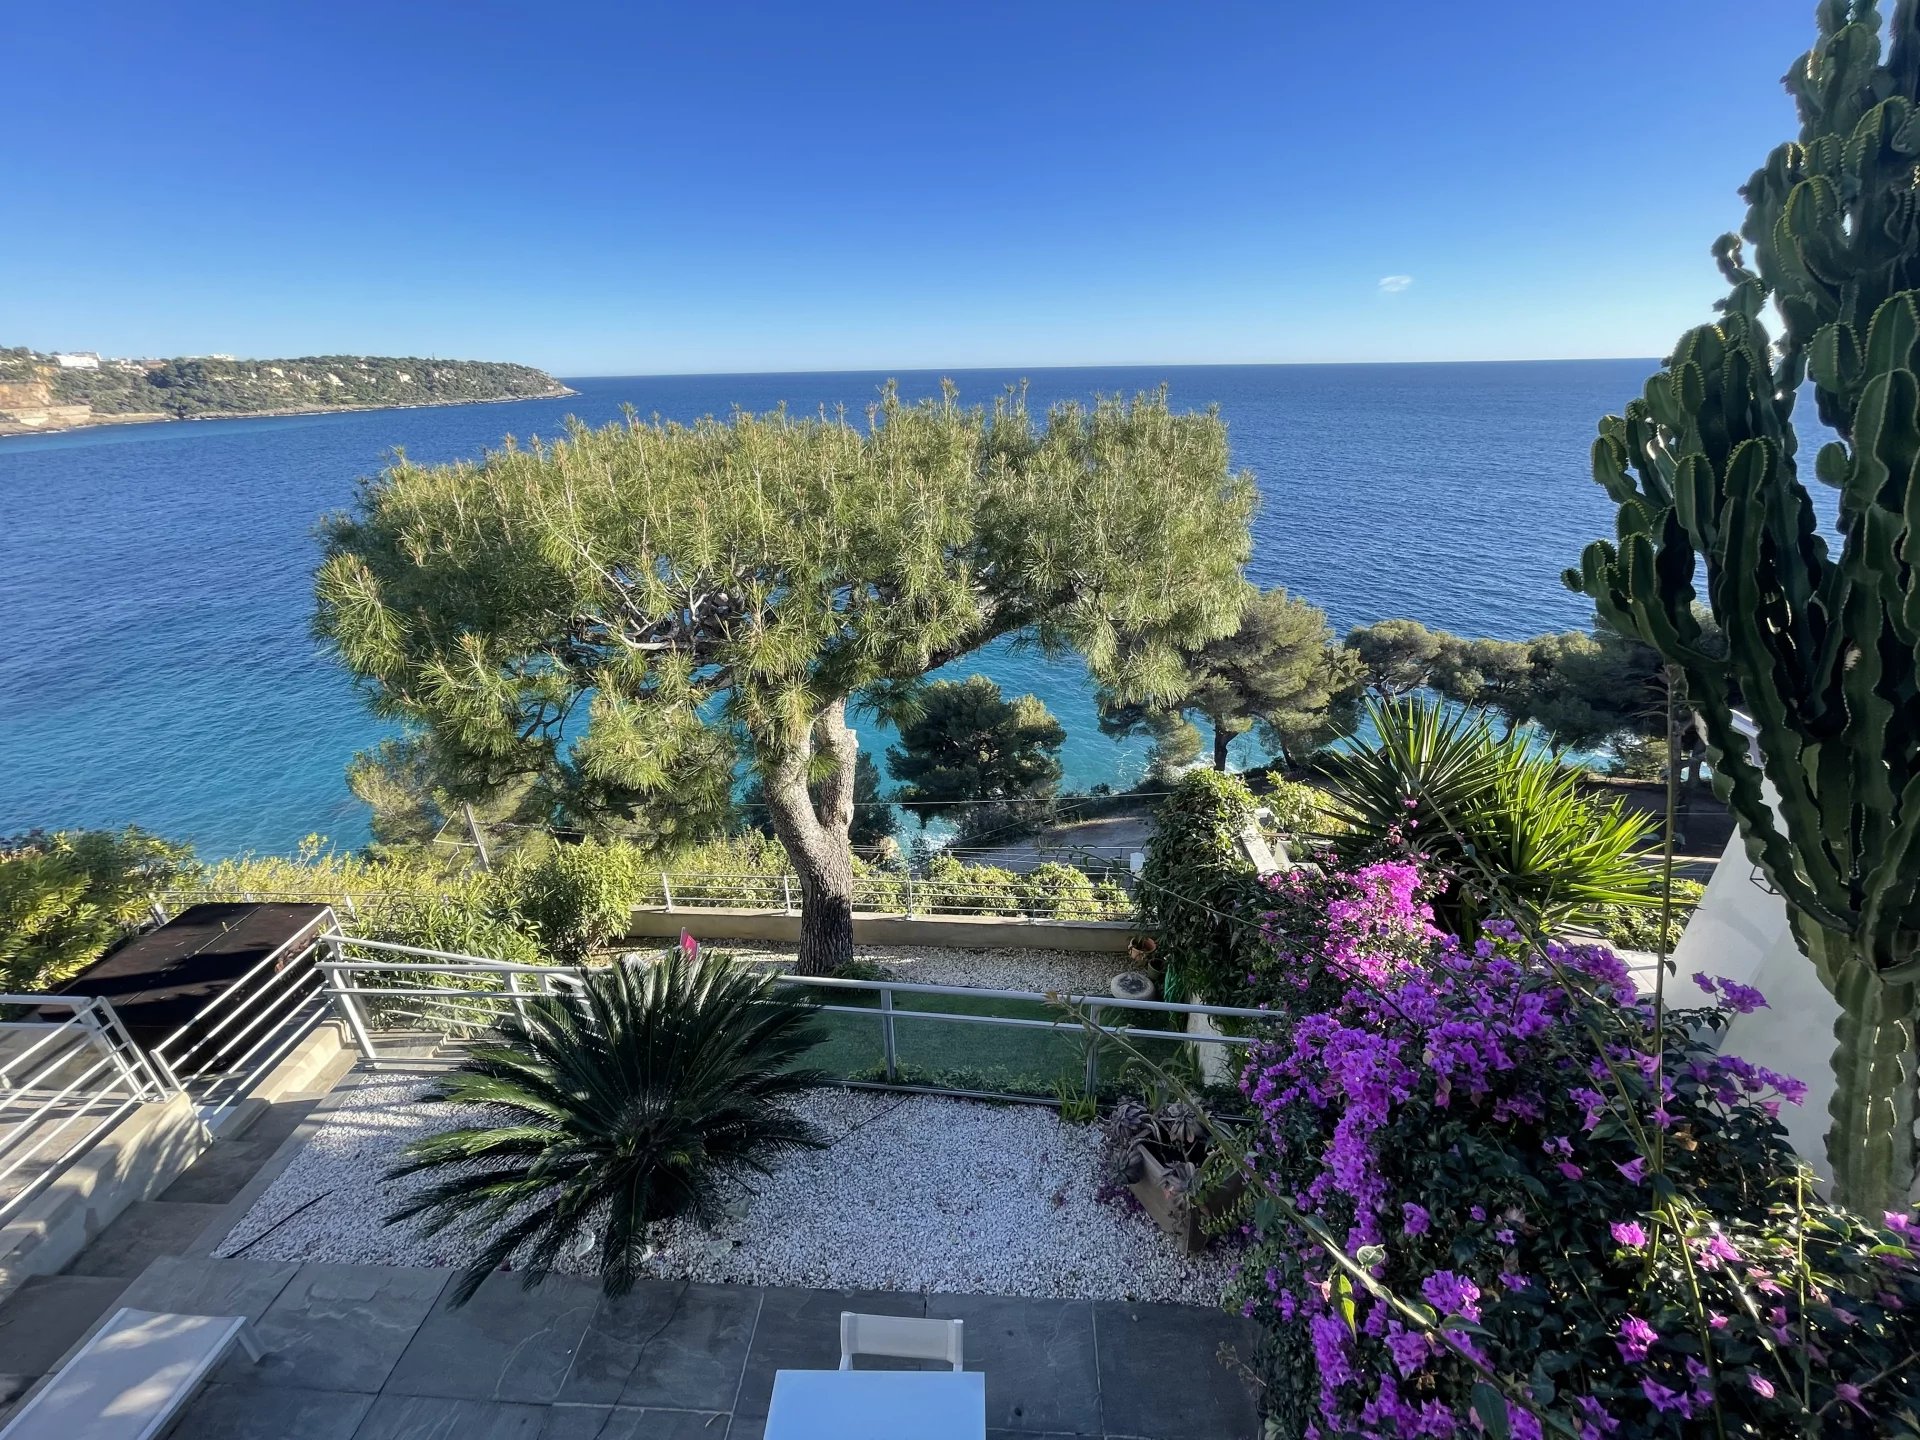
(556, 353), (1666, 380)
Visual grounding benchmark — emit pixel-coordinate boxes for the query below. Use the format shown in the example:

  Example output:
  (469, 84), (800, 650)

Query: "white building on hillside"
(52, 352), (100, 370)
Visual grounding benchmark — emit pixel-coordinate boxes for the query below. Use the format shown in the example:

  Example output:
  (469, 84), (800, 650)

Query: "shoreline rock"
(0, 384), (579, 439)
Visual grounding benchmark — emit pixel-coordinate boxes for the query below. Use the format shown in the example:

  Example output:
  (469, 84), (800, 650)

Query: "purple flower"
(1420, 1270), (1481, 1322)
(1498, 1271), (1530, 1291)
(1469, 1205), (1487, 1222)
(1557, 1162), (1584, 1181)
(1615, 1157), (1648, 1184)
(1748, 1374), (1774, 1399)
(1835, 1383), (1867, 1414)
(1616, 1315), (1656, 1364)
(1384, 1319), (1432, 1376)
(1574, 1396), (1620, 1439)
(1610, 1220), (1648, 1248)
(1402, 1202), (1431, 1236)
(1693, 1230), (1741, 1270)
(1640, 1378), (1692, 1415)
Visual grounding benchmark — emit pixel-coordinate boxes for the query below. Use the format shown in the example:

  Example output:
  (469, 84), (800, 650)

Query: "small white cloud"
(1378, 275), (1414, 294)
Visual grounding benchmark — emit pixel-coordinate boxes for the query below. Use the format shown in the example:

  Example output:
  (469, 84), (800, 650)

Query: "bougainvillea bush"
(1226, 862), (1920, 1439)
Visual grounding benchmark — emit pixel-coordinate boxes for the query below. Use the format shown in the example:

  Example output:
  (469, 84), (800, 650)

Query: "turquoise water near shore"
(0, 361), (1661, 856)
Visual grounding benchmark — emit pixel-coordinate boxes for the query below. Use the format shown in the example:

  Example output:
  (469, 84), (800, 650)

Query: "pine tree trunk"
(1212, 724), (1230, 772)
(759, 700), (860, 976)
(1793, 916), (1920, 1213)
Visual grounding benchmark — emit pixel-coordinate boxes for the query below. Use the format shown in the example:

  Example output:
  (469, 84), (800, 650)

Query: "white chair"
(0, 1307), (265, 1440)
(838, 1312), (964, 1371)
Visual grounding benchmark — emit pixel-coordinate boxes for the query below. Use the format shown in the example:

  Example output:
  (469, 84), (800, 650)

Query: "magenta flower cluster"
(1216, 859), (1920, 1439)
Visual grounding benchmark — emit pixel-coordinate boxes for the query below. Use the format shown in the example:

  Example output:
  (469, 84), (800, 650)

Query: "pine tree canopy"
(315, 384), (1257, 825)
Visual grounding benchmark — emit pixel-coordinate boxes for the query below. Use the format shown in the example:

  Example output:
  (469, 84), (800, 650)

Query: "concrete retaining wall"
(0, 1091), (206, 1304)
(626, 906), (1135, 953)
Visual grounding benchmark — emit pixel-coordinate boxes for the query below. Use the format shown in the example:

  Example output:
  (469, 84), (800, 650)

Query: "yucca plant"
(386, 950), (826, 1303)
(1318, 698), (1659, 936)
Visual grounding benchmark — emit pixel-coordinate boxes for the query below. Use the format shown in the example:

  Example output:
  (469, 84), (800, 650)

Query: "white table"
(765, 1368), (986, 1440)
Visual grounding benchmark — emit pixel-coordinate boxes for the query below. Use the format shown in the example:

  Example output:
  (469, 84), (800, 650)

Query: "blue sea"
(0, 361), (1659, 857)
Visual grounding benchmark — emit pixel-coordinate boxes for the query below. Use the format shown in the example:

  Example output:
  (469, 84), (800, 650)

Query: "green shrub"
(850, 854), (906, 913)
(0, 828), (196, 991)
(1138, 770), (1269, 1002)
(1014, 862), (1133, 921)
(1016, 862), (1097, 919)
(1595, 876), (1705, 954)
(1259, 777), (1328, 839)
(497, 837), (645, 964)
(646, 833), (789, 908)
(196, 838), (534, 959)
(920, 853), (1024, 914)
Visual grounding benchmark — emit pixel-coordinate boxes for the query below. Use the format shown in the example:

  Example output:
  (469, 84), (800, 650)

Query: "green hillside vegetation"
(0, 347), (569, 418)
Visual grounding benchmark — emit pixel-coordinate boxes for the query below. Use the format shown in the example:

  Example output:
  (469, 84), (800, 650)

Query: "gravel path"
(217, 1075), (1232, 1305)
(715, 943), (1129, 996)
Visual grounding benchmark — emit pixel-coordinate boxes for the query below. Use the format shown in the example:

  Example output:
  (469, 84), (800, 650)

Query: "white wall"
(1669, 832), (1843, 1184)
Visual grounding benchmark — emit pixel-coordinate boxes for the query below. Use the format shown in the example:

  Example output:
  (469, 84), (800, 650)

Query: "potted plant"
(1103, 1095), (1239, 1254)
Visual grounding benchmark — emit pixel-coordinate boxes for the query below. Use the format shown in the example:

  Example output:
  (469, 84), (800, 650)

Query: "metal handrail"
(315, 936), (1269, 1100)
(151, 909), (336, 1065)
(775, 972), (1276, 1020)
(0, 996), (181, 1223)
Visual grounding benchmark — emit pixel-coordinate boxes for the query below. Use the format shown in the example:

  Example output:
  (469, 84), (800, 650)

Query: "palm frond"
(384, 950), (827, 1303)
(1318, 696), (1658, 935)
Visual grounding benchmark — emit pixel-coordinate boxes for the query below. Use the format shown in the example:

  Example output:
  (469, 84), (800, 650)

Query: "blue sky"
(6, 2), (1827, 375)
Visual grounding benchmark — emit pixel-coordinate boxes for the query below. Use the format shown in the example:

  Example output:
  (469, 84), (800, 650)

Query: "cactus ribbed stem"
(1797, 919), (1920, 1212)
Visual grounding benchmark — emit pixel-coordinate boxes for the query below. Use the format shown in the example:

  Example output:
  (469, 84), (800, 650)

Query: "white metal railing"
(314, 936), (1264, 1103)
(646, 869), (1136, 923)
(150, 907), (339, 1112)
(0, 995), (178, 1223)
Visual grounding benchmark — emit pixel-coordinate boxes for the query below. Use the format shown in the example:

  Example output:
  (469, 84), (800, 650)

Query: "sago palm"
(1318, 697), (1658, 936)
(386, 950), (826, 1303)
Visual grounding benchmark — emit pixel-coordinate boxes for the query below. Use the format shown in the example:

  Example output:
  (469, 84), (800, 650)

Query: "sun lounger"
(0, 1306), (264, 1440)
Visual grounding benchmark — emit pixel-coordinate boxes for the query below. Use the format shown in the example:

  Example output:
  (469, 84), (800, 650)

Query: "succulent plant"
(1565, 1), (1920, 1210)
(1105, 1095), (1214, 1205)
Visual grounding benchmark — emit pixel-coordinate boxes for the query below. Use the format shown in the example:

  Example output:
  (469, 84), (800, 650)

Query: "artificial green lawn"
(799, 986), (1191, 1098)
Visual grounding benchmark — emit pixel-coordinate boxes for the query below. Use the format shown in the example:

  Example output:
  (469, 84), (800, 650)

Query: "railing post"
(321, 935), (378, 1060)
(81, 1001), (156, 1102)
(903, 874), (916, 918)
(661, 873), (675, 912)
(782, 875), (795, 915)
(506, 970), (533, 1031)
(880, 985), (898, 1084)
(1084, 1000), (1102, 1096)
(99, 998), (173, 1100)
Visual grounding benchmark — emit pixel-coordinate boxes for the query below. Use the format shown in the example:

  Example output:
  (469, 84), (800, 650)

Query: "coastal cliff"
(0, 348), (574, 435)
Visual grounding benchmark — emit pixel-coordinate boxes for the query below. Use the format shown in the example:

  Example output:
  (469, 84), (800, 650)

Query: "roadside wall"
(625, 907), (1134, 953)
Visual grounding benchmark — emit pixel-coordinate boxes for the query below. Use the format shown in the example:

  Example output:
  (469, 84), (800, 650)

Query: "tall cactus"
(1567, 0), (1920, 1212)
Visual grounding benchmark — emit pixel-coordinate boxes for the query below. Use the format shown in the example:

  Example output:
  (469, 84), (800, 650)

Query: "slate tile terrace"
(29, 1259), (1260, 1439)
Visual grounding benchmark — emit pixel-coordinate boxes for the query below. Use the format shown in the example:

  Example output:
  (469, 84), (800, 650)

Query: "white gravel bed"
(716, 943), (1129, 997)
(217, 1075), (1233, 1305)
